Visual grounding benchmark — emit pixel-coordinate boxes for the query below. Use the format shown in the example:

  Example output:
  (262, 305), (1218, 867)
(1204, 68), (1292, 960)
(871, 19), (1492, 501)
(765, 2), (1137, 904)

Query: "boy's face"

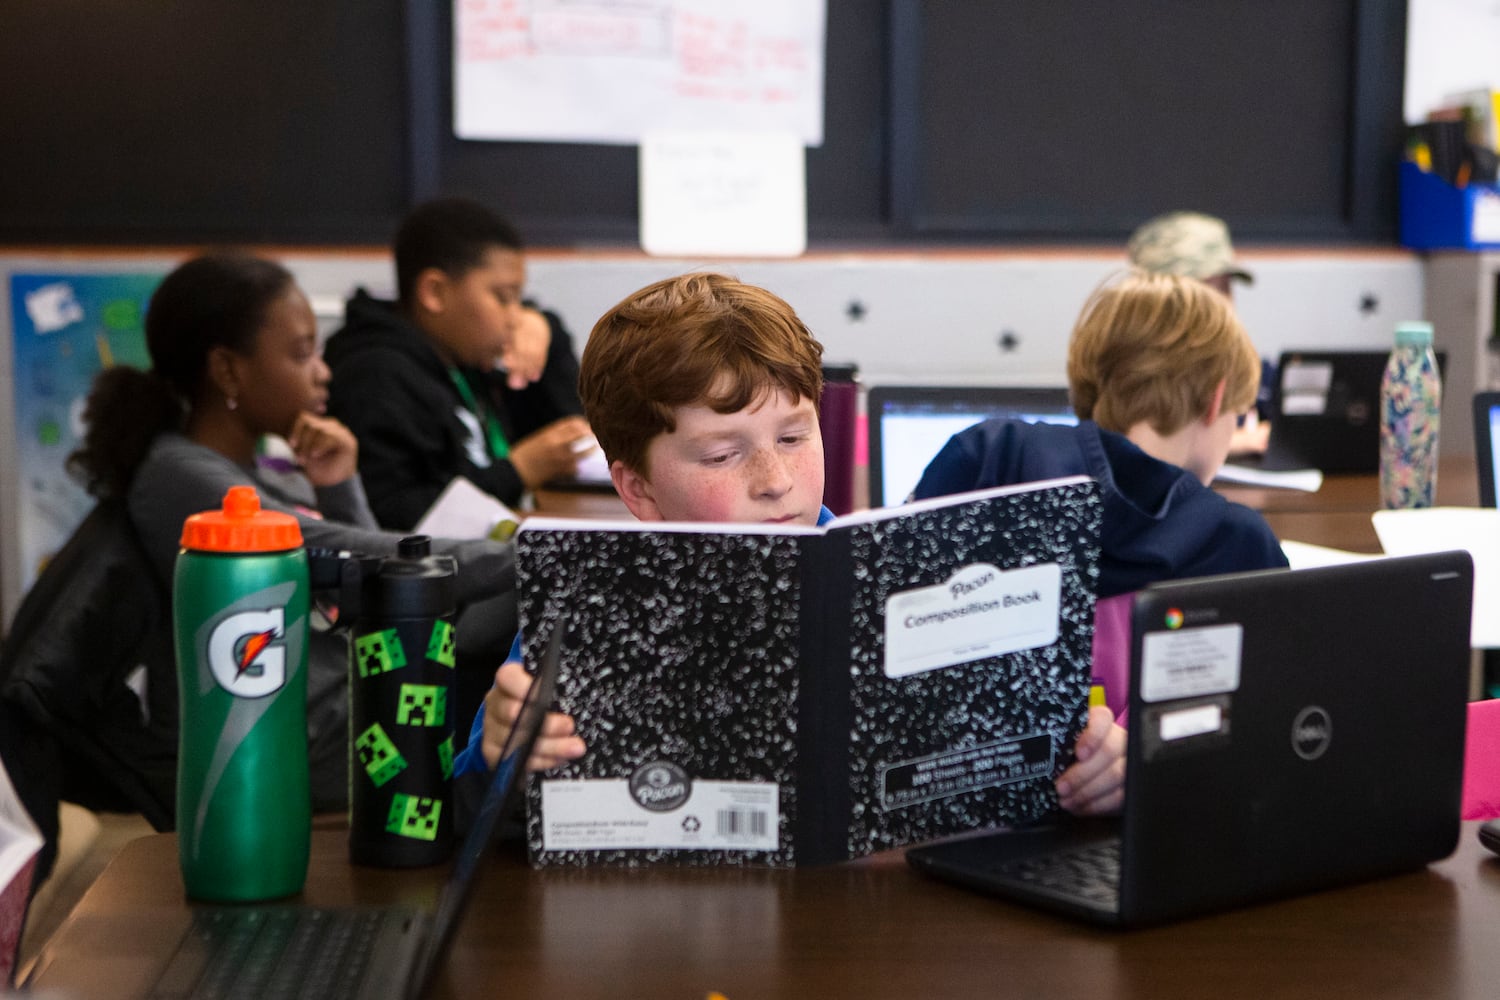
(415, 247), (526, 368)
(612, 387), (825, 526)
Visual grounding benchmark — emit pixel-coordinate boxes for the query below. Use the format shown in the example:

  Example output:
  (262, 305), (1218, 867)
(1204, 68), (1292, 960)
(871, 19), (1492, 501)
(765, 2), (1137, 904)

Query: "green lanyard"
(447, 368), (510, 460)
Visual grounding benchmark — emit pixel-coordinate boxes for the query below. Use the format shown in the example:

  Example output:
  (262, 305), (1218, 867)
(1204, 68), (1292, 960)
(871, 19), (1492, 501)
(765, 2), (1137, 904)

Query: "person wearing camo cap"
(1127, 210), (1254, 297)
(1128, 211), (1270, 454)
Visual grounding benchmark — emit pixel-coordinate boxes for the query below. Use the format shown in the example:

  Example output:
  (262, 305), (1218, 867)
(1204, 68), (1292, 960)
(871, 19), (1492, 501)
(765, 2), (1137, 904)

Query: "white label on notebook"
(540, 778), (779, 852)
(1140, 624), (1243, 703)
(883, 562), (1061, 678)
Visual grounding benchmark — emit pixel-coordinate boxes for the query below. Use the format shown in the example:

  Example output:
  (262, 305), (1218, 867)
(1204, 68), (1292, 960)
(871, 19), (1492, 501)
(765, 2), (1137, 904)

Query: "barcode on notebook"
(716, 808), (768, 840)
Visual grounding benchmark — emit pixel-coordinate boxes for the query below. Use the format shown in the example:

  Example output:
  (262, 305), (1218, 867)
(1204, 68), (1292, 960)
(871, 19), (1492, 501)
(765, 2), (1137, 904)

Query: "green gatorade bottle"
(174, 485), (311, 901)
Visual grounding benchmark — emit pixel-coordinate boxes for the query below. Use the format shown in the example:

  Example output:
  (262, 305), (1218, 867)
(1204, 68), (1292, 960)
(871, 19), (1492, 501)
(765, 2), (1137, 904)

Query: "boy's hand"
(509, 416), (594, 488)
(286, 412), (360, 487)
(481, 660), (587, 772)
(498, 307), (552, 390)
(1055, 706), (1126, 816)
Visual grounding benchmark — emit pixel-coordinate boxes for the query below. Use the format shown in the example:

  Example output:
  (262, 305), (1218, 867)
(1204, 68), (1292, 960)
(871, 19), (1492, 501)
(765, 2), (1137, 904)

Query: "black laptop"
(1474, 391), (1500, 508)
(906, 553), (1472, 928)
(1259, 350), (1448, 473)
(866, 384), (1076, 507)
(147, 628), (562, 1000)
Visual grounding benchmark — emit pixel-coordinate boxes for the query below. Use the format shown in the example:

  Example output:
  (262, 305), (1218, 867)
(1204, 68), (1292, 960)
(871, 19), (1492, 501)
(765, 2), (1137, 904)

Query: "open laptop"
(866, 384), (1076, 507)
(906, 552), (1472, 928)
(1259, 350), (1448, 472)
(1474, 391), (1500, 507)
(146, 628), (562, 1000)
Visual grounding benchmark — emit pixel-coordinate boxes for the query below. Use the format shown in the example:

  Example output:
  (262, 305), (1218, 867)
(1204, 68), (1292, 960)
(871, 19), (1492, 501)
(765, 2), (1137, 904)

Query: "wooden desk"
(26, 825), (1500, 999)
(533, 486), (630, 520)
(1215, 456), (1480, 553)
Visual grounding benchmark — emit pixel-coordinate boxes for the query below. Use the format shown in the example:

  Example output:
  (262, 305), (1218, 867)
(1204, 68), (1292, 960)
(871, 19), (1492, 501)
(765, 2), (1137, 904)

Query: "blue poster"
(9, 271), (162, 597)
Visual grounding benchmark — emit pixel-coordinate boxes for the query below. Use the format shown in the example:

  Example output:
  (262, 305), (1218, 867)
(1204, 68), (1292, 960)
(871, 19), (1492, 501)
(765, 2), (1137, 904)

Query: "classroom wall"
(0, 247), (1424, 628)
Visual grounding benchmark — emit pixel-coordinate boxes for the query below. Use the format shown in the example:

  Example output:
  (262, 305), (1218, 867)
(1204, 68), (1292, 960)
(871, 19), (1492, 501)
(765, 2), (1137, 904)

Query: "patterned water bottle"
(1379, 321), (1442, 509)
(175, 486), (310, 901)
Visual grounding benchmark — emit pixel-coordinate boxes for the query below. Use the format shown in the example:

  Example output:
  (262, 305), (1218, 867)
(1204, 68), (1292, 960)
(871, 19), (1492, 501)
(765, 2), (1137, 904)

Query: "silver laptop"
(906, 553), (1472, 927)
(865, 384), (1076, 507)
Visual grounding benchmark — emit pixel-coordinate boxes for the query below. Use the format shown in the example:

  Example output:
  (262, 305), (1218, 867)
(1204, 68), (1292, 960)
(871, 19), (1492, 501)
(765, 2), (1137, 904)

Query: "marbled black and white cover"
(833, 477), (1100, 859)
(520, 524), (811, 867)
(520, 476), (1101, 868)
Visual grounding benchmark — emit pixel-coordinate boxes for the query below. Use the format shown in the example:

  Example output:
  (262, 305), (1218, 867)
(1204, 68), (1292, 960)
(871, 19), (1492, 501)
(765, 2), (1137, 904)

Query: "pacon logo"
(207, 608), (287, 698)
(629, 761), (691, 813)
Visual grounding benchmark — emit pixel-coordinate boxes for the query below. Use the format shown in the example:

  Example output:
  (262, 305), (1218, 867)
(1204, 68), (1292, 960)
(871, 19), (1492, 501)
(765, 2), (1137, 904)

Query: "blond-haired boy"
(454, 272), (1125, 817)
(914, 270), (1287, 721)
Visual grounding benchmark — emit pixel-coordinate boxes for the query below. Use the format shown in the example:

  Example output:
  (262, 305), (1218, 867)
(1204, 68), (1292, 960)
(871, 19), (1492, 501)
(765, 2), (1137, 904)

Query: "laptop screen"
(1475, 392), (1500, 508)
(866, 385), (1076, 507)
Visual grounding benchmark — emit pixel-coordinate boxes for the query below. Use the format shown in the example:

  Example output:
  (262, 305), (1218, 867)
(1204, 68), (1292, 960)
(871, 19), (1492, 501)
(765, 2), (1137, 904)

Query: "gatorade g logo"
(207, 608), (287, 698)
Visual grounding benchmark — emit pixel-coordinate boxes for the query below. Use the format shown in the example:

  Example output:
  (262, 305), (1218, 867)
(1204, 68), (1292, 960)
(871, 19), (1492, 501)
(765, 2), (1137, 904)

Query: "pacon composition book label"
(883, 562), (1061, 678)
(540, 776), (779, 853)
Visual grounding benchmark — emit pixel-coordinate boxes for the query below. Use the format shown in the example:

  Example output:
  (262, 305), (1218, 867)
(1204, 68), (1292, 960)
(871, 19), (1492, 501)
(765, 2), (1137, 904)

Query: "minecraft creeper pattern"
(354, 722), (408, 788)
(426, 620), (456, 668)
(437, 733), (454, 780)
(396, 683), (447, 727)
(354, 629), (407, 677)
(386, 793), (442, 841)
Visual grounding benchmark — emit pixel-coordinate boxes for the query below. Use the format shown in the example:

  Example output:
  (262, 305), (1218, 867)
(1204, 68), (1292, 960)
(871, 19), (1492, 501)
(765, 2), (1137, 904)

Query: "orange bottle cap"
(180, 485), (303, 553)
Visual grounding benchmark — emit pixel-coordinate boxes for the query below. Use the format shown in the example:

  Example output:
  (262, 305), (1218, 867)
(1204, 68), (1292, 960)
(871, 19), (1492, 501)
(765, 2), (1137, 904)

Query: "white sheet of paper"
(640, 129), (806, 257)
(1280, 539), (1383, 570)
(1215, 464), (1325, 492)
(1371, 506), (1500, 648)
(414, 476), (519, 540)
(454, 0), (826, 146)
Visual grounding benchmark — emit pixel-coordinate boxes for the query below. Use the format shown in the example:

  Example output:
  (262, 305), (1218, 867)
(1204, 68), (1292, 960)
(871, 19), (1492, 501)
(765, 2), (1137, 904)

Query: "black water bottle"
(345, 536), (459, 867)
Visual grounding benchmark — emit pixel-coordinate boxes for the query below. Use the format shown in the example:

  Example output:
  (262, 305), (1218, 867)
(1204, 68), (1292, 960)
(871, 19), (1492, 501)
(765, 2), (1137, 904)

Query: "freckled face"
(618, 388), (825, 525)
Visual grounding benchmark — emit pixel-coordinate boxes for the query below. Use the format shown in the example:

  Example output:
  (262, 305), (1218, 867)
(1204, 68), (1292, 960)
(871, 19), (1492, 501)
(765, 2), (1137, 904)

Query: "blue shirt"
(451, 505), (837, 777)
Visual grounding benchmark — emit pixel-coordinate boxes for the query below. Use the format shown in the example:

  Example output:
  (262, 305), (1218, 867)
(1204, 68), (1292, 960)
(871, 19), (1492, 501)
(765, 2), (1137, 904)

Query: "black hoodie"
(324, 290), (583, 530)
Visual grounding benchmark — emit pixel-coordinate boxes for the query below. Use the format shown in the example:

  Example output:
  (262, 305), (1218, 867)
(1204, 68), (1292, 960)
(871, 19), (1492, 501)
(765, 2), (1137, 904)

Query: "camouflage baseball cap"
(1126, 212), (1253, 284)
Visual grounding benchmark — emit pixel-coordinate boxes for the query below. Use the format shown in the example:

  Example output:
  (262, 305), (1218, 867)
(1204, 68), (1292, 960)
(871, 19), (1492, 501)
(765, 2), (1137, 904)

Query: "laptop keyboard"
(151, 907), (399, 1000)
(992, 840), (1122, 907)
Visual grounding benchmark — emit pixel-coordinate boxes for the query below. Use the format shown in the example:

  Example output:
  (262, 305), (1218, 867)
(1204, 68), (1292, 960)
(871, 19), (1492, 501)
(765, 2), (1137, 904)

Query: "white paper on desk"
(572, 444), (612, 487)
(414, 476), (518, 540)
(1372, 506), (1500, 648)
(1280, 540), (1382, 570)
(640, 130), (806, 258)
(1214, 464), (1324, 492)
(0, 757), (44, 986)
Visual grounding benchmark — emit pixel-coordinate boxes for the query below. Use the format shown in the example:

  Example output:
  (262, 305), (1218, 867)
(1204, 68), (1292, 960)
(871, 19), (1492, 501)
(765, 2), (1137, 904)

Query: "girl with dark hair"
(71, 253), (516, 811)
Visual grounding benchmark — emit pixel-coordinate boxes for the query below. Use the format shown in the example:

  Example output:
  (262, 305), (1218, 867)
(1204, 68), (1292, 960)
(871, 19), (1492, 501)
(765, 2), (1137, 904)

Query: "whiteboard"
(453, 0), (826, 145)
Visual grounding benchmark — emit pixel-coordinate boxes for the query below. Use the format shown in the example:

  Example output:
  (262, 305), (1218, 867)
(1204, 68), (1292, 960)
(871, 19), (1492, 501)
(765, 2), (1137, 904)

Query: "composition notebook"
(143, 629), (561, 1000)
(906, 552), (1473, 928)
(514, 476), (1103, 868)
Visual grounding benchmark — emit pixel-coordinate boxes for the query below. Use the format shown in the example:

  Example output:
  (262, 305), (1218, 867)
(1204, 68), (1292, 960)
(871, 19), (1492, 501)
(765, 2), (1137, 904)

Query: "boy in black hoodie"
(325, 198), (592, 530)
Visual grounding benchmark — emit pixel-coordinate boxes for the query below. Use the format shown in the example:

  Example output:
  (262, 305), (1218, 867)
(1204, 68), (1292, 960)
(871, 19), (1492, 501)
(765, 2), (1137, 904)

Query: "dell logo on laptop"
(1291, 706), (1332, 760)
